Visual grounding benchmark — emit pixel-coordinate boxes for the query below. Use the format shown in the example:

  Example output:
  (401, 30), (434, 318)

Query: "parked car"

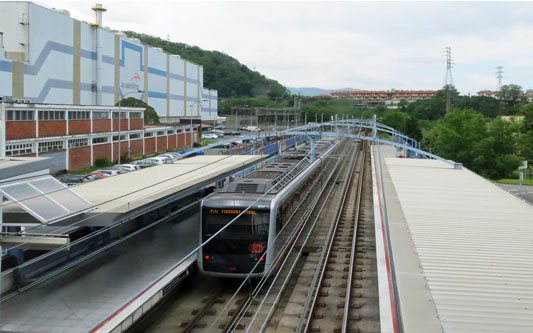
(223, 130), (241, 136)
(212, 143), (231, 149)
(94, 169), (123, 177)
(115, 164), (141, 172)
(131, 159), (158, 168)
(246, 126), (260, 132)
(149, 156), (173, 165)
(57, 174), (97, 185)
(88, 172), (108, 179)
(157, 153), (180, 162)
(202, 133), (218, 140)
(211, 129), (224, 136)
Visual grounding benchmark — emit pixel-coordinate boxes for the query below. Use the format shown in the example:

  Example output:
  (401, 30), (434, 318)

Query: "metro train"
(198, 138), (338, 278)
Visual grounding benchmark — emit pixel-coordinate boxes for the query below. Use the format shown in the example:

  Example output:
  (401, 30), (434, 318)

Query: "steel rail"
(299, 140), (362, 332)
(182, 292), (221, 333)
(342, 143), (367, 332)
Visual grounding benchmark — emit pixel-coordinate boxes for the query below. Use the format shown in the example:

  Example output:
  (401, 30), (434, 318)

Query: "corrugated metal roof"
(384, 157), (533, 332)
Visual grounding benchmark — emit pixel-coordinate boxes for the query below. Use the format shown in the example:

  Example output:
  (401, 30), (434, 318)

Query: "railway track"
(135, 139), (379, 332)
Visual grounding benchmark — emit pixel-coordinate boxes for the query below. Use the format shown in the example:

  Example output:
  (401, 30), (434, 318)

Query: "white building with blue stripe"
(0, 2), (218, 124)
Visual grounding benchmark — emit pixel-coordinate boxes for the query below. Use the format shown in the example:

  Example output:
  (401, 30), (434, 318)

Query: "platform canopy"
(0, 176), (93, 223)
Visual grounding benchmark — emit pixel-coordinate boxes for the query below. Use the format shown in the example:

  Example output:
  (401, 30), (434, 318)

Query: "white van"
(246, 126), (260, 132)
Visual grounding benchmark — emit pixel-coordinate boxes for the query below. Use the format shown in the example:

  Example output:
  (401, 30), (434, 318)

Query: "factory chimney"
(91, 4), (106, 105)
(91, 4), (106, 27)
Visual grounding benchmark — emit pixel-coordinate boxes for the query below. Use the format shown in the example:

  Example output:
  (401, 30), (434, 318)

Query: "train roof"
(219, 138), (335, 195)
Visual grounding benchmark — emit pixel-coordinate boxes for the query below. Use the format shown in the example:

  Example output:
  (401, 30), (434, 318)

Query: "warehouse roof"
(378, 146), (533, 332)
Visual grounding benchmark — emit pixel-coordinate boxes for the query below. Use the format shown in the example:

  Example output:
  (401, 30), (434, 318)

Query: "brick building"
(1, 102), (200, 172)
(331, 90), (438, 108)
(477, 90), (533, 102)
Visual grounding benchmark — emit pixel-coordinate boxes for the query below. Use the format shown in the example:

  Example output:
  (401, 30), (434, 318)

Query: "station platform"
(0, 211), (198, 333)
(372, 145), (533, 332)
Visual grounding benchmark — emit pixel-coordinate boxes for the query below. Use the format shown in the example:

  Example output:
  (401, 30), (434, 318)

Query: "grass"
(199, 140), (216, 147)
(69, 165), (106, 175)
(494, 178), (533, 185)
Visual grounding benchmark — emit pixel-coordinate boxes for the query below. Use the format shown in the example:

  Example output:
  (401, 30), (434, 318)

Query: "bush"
(95, 158), (112, 167)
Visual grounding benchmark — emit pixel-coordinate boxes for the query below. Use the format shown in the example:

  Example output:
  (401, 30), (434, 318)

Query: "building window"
(129, 112), (142, 119)
(112, 135), (126, 142)
(93, 111), (109, 119)
(130, 133), (141, 139)
(6, 110), (34, 121)
(6, 143), (33, 156)
(112, 112), (127, 119)
(68, 138), (89, 148)
(176, 129), (183, 133)
(68, 111), (90, 120)
(157, 131), (164, 136)
(38, 140), (64, 153)
(144, 132), (153, 137)
(167, 130), (174, 134)
(38, 110), (65, 121)
(92, 137), (109, 144)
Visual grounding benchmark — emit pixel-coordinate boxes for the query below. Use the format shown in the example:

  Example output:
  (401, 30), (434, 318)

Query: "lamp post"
(188, 99), (209, 148)
(118, 90), (143, 164)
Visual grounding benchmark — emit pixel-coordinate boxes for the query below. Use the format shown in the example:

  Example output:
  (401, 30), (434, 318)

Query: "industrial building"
(0, 2), (218, 124)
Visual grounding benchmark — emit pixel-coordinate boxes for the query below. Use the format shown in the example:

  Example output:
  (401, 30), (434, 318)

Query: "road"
(495, 183), (533, 205)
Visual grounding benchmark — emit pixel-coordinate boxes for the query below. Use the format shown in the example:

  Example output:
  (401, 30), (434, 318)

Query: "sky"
(31, 0), (533, 94)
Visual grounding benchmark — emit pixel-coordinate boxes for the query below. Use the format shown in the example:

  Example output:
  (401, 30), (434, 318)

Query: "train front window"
(203, 208), (269, 241)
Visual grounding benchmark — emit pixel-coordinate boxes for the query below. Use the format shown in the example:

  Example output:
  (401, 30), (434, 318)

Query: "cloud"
(34, 1), (533, 94)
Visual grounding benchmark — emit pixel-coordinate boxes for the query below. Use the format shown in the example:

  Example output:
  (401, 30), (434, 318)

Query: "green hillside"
(123, 31), (287, 98)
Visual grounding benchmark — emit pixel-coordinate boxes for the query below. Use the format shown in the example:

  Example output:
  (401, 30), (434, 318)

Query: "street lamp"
(188, 98), (209, 148)
(118, 90), (143, 164)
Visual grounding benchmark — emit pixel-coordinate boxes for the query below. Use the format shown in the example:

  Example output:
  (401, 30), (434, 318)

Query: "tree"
(405, 115), (422, 142)
(116, 97), (160, 124)
(499, 84), (525, 113)
(381, 111), (409, 133)
(397, 98), (409, 112)
(124, 31), (288, 98)
(407, 98), (446, 120)
(437, 84), (460, 101)
(520, 103), (533, 133)
(423, 109), (487, 168)
(471, 118), (522, 179)
(455, 95), (501, 118)
(423, 109), (521, 179)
